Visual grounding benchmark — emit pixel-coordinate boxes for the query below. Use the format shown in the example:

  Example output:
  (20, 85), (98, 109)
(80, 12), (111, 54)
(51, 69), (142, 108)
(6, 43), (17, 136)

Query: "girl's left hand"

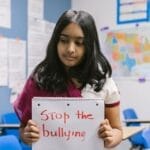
(98, 119), (115, 148)
(20, 119), (40, 145)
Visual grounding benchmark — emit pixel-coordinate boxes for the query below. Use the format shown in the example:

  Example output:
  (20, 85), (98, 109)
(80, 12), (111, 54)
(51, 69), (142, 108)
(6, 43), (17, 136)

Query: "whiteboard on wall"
(32, 97), (104, 150)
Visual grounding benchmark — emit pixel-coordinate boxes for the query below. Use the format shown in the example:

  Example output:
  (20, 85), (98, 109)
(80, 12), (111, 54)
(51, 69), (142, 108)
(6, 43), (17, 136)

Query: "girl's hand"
(98, 119), (113, 147)
(98, 119), (122, 148)
(20, 119), (40, 145)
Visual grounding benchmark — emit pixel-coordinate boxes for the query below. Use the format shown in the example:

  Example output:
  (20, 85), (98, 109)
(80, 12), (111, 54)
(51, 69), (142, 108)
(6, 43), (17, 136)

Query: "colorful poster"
(103, 26), (150, 77)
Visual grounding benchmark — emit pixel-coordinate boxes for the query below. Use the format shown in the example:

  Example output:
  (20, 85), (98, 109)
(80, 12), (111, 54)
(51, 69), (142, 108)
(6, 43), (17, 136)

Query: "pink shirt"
(13, 77), (81, 124)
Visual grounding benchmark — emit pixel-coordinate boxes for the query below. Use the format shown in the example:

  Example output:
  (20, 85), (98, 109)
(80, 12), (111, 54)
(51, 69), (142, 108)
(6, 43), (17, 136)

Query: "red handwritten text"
(40, 110), (70, 124)
(41, 124), (86, 141)
(76, 110), (94, 120)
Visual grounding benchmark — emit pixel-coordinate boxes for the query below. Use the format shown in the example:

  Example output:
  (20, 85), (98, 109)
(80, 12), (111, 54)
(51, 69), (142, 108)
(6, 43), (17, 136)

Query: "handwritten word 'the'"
(76, 110), (94, 120)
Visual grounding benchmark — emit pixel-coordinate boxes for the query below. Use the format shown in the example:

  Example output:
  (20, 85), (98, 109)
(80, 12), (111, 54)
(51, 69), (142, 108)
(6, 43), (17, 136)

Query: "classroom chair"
(0, 135), (22, 150)
(123, 108), (150, 150)
(1, 112), (20, 138)
(1, 112), (31, 150)
(142, 128), (150, 149)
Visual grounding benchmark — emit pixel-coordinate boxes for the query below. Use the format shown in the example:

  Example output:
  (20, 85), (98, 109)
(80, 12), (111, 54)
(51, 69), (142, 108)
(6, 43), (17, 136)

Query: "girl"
(14, 10), (122, 148)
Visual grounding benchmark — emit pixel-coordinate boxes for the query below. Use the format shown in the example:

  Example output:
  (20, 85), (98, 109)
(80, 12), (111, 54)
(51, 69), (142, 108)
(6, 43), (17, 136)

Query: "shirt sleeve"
(81, 77), (120, 107)
(102, 77), (120, 106)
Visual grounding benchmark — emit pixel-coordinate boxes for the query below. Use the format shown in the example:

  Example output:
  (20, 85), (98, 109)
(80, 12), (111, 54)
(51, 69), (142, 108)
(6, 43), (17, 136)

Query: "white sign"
(32, 97), (104, 150)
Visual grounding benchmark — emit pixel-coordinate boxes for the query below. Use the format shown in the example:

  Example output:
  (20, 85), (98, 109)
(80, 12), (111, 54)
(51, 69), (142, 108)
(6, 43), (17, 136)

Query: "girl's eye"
(75, 40), (84, 46)
(59, 36), (84, 46)
(59, 37), (69, 43)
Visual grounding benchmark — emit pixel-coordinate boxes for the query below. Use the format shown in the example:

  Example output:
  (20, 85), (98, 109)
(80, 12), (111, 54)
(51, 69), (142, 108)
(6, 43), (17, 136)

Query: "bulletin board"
(0, 0), (71, 90)
(0, 0), (71, 120)
(0, 0), (27, 40)
(117, 0), (149, 24)
(102, 26), (150, 77)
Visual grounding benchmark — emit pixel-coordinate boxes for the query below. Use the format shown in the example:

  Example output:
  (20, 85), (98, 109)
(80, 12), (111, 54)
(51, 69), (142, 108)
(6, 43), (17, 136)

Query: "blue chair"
(123, 108), (150, 150)
(142, 128), (150, 149)
(0, 135), (22, 150)
(1, 112), (31, 150)
(1, 112), (20, 138)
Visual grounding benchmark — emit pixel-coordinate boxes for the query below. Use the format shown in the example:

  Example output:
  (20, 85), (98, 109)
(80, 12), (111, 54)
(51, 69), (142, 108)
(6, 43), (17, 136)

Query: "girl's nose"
(67, 42), (75, 53)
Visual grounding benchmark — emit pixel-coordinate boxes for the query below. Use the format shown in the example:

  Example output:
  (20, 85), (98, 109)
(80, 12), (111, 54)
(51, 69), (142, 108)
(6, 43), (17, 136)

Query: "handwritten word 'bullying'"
(42, 124), (86, 141)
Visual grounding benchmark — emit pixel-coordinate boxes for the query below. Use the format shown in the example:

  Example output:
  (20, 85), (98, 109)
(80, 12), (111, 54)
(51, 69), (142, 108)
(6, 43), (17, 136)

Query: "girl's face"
(57, 23), (85, 69)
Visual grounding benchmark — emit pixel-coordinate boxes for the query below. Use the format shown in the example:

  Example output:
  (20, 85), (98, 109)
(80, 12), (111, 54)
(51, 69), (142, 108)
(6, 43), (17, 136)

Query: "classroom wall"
(0, 0), (27, 40)
(71, 1), (150, 149)
(0, 0), (71, 122)
(0, 0), (149, 120)
(0, 1), (150, 148)
(71, 0), (150, 118)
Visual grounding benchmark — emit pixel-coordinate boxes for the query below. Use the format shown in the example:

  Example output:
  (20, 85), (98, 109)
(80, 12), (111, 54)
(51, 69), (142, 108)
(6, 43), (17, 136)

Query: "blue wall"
(44, 0), (71, 23)
(0, 0), (71, 40)
(0, 0), (71, 121)
(0, 86), (12, 122)
(0, 0), (27, 40)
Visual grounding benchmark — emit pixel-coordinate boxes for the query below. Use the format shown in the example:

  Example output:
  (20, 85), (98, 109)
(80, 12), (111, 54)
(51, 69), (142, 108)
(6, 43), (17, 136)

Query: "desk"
(0, 124), (20, 128)
(0, 124), (20, 135)
(123, 119), (150, 124)
(122, 126), (145, 140)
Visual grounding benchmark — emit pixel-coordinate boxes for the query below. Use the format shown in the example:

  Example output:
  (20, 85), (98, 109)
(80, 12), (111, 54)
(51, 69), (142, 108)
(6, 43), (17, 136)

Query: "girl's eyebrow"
(60, 33), (84, 40)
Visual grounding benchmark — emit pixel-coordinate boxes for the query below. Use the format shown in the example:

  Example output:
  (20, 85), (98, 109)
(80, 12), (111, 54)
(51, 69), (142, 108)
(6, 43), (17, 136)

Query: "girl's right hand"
(20, 119), (40, 145)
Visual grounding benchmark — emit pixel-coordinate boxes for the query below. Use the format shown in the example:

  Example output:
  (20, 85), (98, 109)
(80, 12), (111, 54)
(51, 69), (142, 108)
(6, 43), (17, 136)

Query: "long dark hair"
(33, 10), (112, 92)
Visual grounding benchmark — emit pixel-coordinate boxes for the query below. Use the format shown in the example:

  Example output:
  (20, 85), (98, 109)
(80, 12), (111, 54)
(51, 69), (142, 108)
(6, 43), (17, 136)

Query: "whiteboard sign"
(32, 97), (104, 150)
